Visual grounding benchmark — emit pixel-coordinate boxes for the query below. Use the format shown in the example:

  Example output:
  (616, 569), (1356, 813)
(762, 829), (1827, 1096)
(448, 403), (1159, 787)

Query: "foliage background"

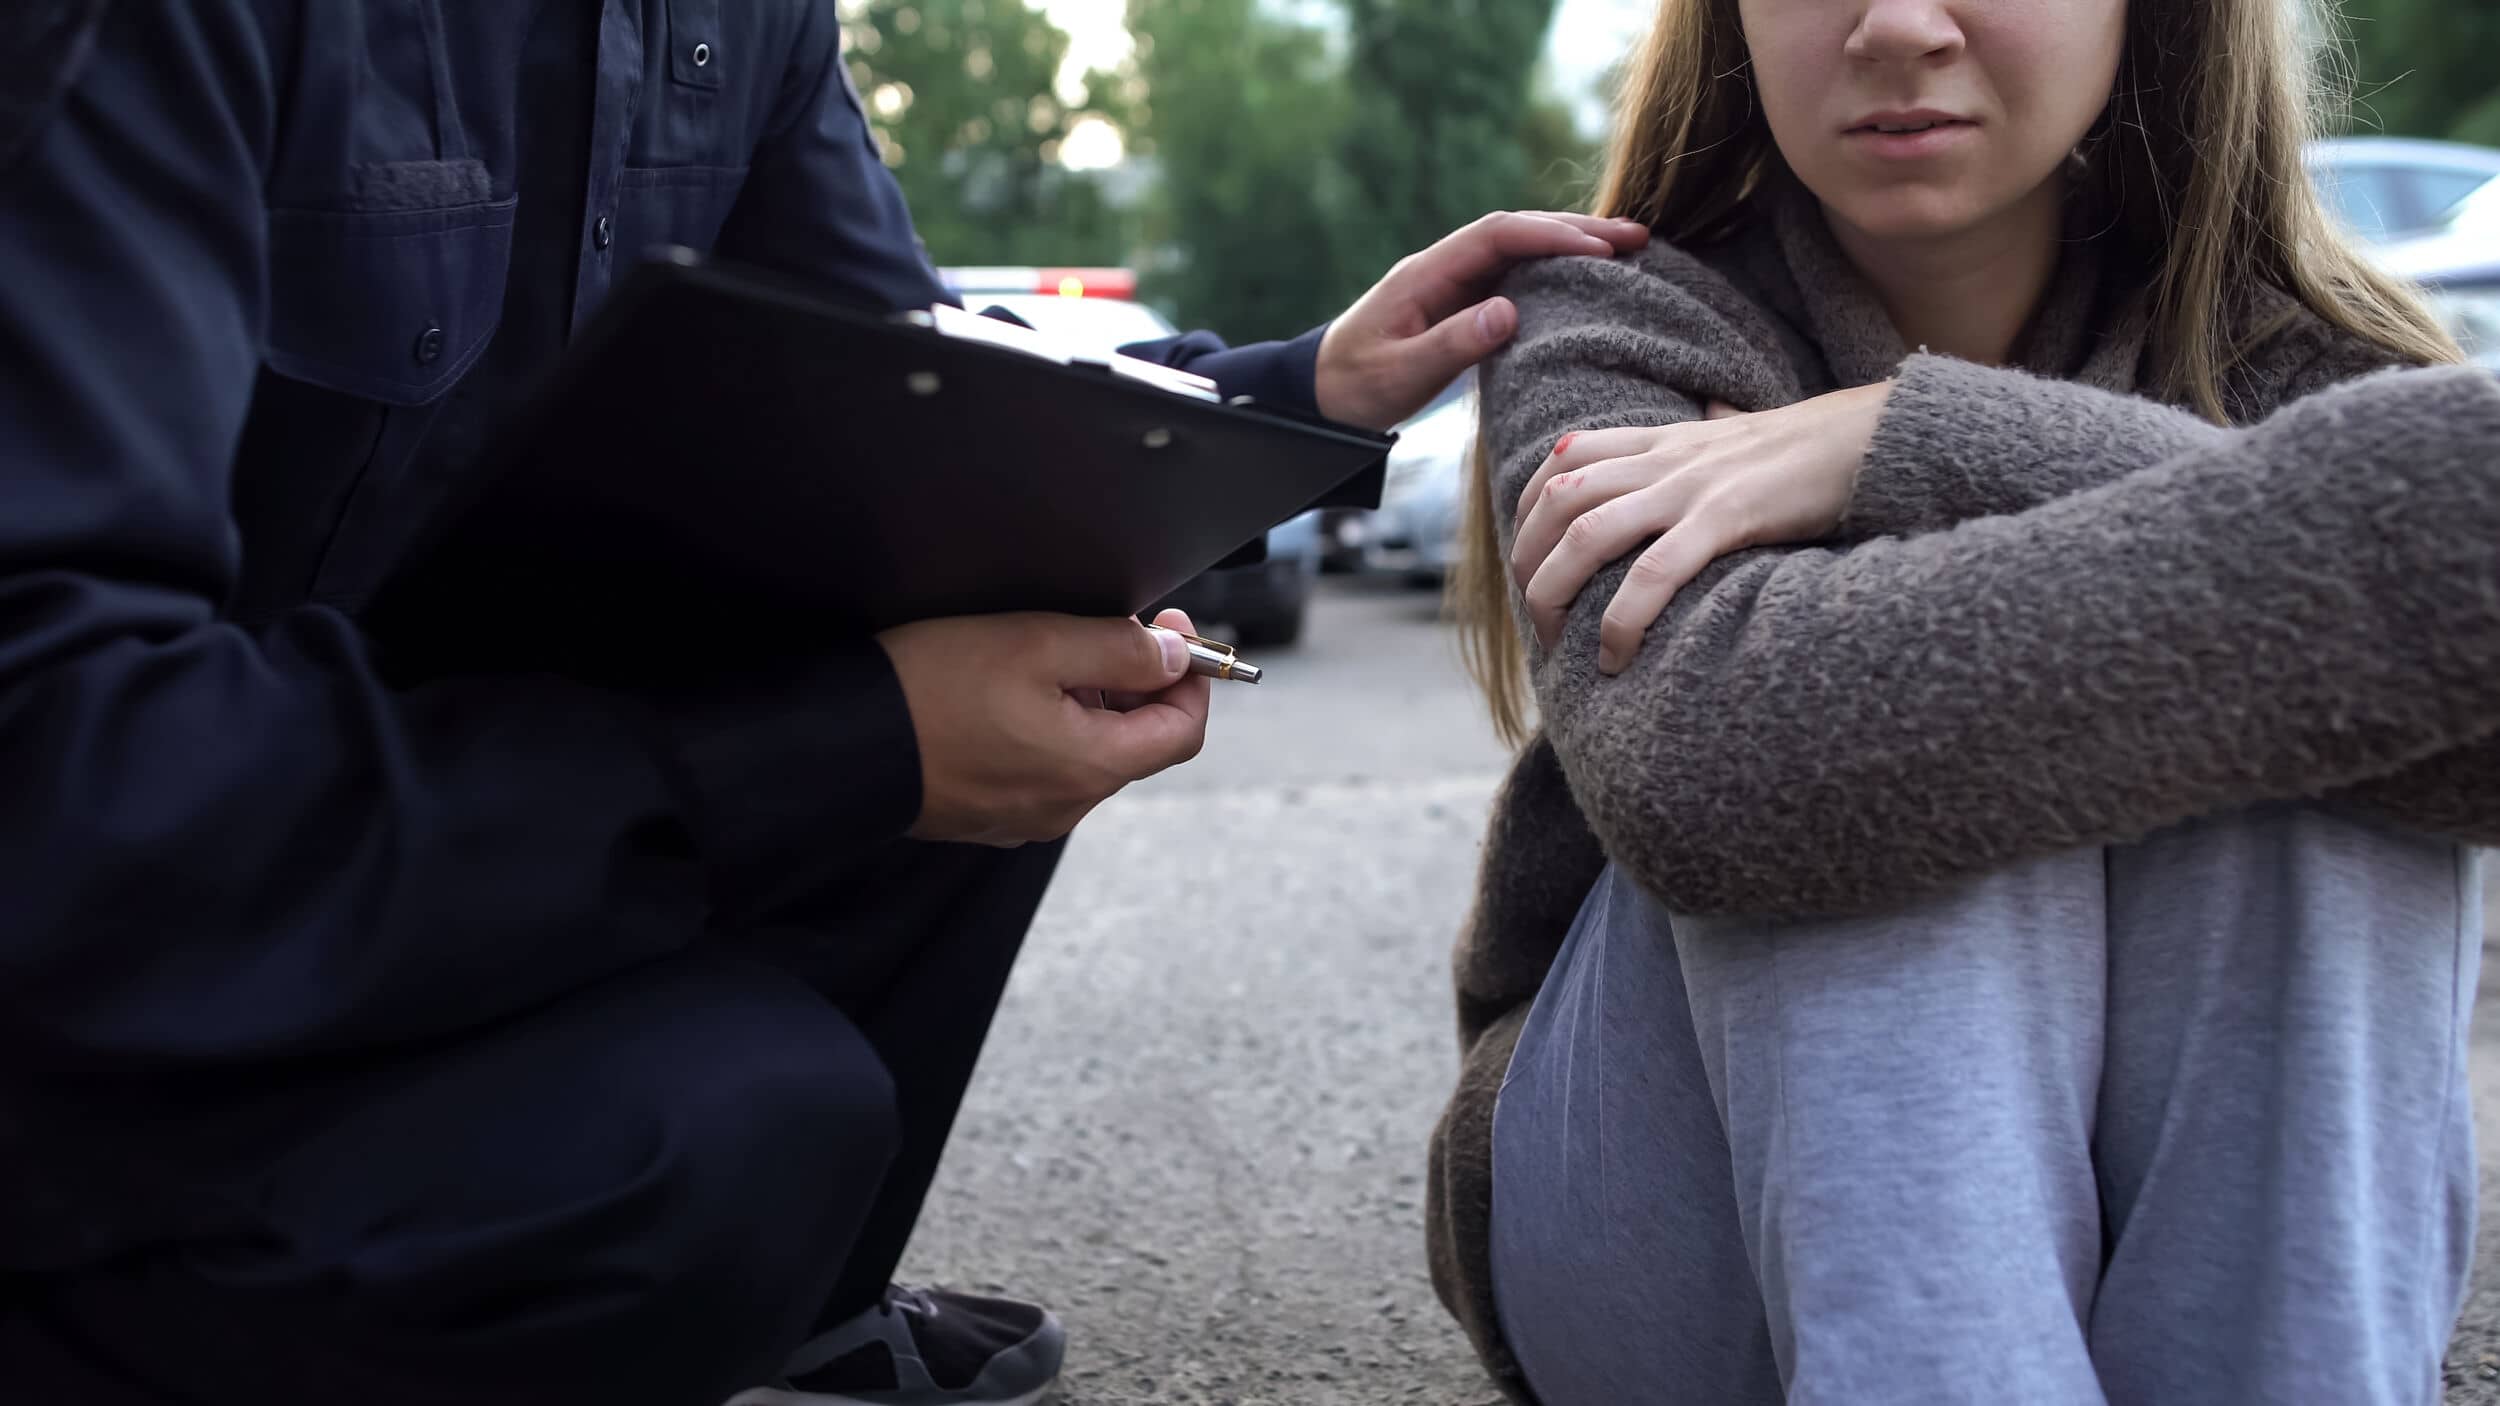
(838, 0), (1597, 338)
(837, 0), (2497, 337)
(2336, 0), (2500, 148)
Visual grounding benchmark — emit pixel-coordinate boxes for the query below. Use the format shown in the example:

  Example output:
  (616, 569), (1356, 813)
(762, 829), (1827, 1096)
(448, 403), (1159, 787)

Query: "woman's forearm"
(1839, 351), (2500, 848)
(1840, 354), (2235, 538)
(1532, 365), (2500, 915)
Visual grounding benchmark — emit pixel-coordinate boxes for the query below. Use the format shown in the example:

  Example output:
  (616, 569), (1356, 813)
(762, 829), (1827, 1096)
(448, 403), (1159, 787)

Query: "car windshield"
(2434, 175), (2500, 236)
(959, 293), (1180, 357)
(2310, 161), (2400, 243)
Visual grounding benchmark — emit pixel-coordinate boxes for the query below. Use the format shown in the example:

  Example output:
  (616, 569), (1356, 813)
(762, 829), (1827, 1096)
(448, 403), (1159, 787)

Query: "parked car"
(1359, 373), (1478, 584)
(2370, 177), (2500, 369)
(2307, 136), (2500, 245)
(1154, 501), (1321, 647)
(1318, 372), (1471, 576)
(938, 266), (1324, 647)
(1315, 506), (1370, 574)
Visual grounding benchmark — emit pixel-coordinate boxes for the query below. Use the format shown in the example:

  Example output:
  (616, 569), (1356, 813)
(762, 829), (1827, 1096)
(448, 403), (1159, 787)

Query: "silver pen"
(1146, 626), (1263, 684)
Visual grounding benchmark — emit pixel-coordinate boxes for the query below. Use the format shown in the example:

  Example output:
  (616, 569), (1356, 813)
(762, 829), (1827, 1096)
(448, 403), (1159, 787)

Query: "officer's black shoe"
(724, 1284), (1066, 1406)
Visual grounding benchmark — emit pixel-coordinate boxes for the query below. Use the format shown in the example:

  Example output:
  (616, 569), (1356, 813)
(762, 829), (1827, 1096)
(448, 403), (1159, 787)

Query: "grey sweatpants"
(1489, 803), (2484, 1405)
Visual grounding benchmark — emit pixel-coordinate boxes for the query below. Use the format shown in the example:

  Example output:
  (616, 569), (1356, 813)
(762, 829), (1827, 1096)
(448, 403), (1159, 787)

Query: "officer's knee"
(26, 970), (904, 1406)
(659, 996), (901, 1292)
(543, 979), (901, 1397)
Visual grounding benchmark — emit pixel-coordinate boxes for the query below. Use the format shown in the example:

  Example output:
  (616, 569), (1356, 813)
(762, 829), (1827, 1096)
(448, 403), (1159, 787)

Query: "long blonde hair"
(1457, 0), (2464, 747)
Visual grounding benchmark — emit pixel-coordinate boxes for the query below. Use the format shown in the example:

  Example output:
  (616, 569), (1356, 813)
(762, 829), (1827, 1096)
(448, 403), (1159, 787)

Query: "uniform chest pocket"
(256, 179), (516, 612)
(612, 164), (750, 266)
(264, 185), (517, 407)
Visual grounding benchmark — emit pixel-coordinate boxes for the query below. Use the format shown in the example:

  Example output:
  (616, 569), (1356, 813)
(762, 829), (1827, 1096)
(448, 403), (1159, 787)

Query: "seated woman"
(1422, 0), (2500, 1402)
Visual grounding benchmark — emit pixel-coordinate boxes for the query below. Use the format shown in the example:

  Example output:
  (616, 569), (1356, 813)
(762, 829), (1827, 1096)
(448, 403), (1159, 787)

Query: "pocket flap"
(264, 190), (516, 406)
(668, 0), (724, 89)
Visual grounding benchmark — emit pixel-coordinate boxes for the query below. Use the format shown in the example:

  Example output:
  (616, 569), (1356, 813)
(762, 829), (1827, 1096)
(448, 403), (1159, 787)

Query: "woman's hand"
(1511, 381), (1894, 672)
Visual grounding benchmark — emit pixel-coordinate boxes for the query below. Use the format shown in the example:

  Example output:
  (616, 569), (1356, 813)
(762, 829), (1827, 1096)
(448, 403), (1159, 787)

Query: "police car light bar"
(939, 266), (1139, 300)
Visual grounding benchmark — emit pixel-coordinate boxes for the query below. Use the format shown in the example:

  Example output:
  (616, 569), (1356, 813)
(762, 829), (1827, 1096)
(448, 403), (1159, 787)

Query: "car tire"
(1232, 601), (1306, 650)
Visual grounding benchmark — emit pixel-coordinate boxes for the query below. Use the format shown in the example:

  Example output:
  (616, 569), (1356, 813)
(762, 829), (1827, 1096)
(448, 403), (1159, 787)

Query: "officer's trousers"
(0, 839), (1061, 1406)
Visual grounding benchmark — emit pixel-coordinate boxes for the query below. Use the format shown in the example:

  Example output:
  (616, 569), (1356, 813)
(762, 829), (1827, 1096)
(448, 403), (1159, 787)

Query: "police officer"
(0, 3), (1647, 1404)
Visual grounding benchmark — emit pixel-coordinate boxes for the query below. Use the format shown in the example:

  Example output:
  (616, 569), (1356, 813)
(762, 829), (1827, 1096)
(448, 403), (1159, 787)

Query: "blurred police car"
(940, 266), (1323, 647)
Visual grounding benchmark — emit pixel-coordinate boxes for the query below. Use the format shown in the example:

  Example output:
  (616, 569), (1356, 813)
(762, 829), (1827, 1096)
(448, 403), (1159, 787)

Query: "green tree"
(1336, 0), (1564, 276)
(2457, 95), (2500, 149)
(1518, 77), (1601, 213)
(1124, 0), (1367, 340)
(1123, 0), (1590, 340)
(2334, 0), (2500, 144)
(840, 0), (1137, 266)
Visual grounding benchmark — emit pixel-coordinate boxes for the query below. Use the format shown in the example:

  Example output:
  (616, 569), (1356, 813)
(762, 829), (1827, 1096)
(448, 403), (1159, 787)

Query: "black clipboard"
(361, 248), (1392, 682)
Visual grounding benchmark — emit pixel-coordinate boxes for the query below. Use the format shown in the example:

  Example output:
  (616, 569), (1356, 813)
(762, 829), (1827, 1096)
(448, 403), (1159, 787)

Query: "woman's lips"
(1843, 117), (1978, 159)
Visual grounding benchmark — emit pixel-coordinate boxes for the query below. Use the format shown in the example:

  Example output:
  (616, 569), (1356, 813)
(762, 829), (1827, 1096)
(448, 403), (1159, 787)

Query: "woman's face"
(1737, 0), (2126, 243)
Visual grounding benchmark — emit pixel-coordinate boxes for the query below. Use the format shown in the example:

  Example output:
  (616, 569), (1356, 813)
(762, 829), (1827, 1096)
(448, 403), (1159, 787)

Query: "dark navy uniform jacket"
(0, 1), (1327, 1079)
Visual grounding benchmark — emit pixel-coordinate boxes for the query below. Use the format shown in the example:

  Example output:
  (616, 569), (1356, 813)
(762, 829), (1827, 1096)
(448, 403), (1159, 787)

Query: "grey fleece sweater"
(1424, 190), (2500, 1400)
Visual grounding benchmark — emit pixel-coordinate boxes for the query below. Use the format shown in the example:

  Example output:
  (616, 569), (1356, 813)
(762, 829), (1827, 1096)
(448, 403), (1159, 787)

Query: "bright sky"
(1036, 0), (1132, 85)
(1033, 0), (1135, 169)
(1038, 0), (1653, 167)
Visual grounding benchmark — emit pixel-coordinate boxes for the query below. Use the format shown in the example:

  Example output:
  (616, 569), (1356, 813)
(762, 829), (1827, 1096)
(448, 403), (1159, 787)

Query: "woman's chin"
(1813, 182), (2002, 245)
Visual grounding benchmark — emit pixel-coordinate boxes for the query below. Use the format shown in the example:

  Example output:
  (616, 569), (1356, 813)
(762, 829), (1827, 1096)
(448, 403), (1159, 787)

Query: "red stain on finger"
(1555, 432), (1578, 457)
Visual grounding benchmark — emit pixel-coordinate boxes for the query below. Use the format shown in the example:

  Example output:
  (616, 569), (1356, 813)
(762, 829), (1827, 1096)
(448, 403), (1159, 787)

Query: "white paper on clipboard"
(906, 303), (1224, 403)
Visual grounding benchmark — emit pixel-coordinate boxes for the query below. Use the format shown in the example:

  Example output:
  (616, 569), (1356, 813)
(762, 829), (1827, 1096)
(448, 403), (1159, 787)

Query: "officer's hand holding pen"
(874, 609), (1214, 847)
(1143, 625), (1262, 686)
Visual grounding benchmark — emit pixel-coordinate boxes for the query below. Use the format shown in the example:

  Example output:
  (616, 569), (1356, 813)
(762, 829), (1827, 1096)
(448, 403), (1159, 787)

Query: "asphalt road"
(897, 574), (2500, 1405)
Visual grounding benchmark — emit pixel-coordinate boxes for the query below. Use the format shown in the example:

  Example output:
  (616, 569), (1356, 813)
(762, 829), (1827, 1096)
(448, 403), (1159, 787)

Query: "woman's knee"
(1667, 856), (2111, 1331)
(1672, 849), (2109, 1111)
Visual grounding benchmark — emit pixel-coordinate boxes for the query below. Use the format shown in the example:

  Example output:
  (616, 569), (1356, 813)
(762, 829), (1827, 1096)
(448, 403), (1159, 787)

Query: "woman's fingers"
(1522, 477), (1704, 648)
(1514, 426), (1663, 527)
(1512, 453), (1685, 590)
(1597, 505), (1747, 673)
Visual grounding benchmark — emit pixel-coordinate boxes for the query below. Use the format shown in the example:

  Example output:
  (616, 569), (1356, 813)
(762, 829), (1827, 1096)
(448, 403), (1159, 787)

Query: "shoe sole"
(724, 1304), (1064, 1406)
(723, 1389), (1051, 1406)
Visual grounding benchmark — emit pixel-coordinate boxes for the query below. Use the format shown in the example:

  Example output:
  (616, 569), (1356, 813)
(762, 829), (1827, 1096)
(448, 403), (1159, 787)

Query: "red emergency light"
(942, 266), (1139, 300)
(1036, 267), (1138, 299)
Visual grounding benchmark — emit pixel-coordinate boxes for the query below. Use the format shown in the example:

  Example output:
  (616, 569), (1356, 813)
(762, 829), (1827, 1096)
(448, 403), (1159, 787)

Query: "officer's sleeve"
(1125, 333), (1385, 514)
(0, 1), (921, 1071)
(1119, 327), (1329, 419)
(721, 15), (1330, 414)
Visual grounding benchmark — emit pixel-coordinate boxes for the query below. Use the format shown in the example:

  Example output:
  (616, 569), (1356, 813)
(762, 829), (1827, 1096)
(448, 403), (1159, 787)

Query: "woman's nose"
(1844, 0), (1966, 64)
